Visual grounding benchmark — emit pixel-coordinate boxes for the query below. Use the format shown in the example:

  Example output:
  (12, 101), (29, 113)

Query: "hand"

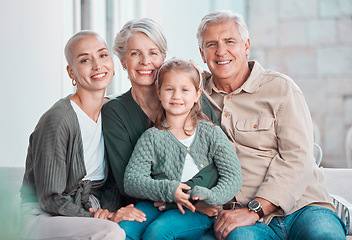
(174, 183), (196, 214)
(108, 204), (147, 223)
(214, 208), (259, 240)
(195, 202), (220, 217)
(90, 208), (110, 219)
(154, 201), (166, 211)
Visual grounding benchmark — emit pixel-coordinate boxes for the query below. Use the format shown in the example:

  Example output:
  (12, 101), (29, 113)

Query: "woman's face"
(121, 32), (165, 87)
(67, 35), (114, 93)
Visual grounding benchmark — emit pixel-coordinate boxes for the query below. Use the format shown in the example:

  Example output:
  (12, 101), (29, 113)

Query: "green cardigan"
(124, 121), (242, 206)
(21, 95), (120, 218)
(101, 89), (219, 205)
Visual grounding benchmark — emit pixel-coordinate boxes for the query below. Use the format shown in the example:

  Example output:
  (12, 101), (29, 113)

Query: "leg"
(119, 201), (162, 240)
(143, 209), (214, 240)
(21, 213), (125, 240)
(226, 221), (279, 240)
(285, 206), (347, 240)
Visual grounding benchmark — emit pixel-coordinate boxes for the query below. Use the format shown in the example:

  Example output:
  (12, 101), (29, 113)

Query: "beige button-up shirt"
(203, 61), (334, 223)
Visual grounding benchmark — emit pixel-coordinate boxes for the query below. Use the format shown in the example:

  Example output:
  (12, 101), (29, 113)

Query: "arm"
(190, 126), (242, 206)
(124, 130), (180, 203)
(201, 93), (219, 125)
(101, 101), (136, 198)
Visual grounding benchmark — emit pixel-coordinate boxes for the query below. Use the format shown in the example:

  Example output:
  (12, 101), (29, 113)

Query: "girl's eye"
(182, 89), (189, 92)
(166, 88), (173, 91)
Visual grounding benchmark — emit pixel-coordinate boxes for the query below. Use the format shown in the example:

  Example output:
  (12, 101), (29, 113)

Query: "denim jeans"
(119, 201), (214, 240)
(200, 206), (347, 240)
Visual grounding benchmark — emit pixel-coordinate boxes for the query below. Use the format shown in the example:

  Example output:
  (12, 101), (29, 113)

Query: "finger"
(89, 208), (94, 213)
(179, 183), (191, 190)
(125, 204), (134, 208)
(181, 199), (196, 212)
(177, 203), (185, 214)
(193, 196), (201, 201)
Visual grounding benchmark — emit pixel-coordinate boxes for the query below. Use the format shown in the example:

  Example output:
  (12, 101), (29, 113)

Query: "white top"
(71, 100), (105, 181)
(179, 130), (199, 182)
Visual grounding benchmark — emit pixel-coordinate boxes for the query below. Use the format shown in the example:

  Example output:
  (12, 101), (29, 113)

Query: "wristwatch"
(248, 200), (264, 219)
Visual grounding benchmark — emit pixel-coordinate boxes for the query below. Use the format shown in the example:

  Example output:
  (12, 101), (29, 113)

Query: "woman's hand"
(90, 208), (111, 219)
(174, 183), (196, 214)
(108, 204), (147, 223)
(195, 202), (220, 217)
(154, 201), (166, 211)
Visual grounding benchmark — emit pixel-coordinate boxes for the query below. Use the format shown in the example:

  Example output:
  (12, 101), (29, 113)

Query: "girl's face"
(157, 70), (202, 119)
(67, 36), (114, 93)
(121, 32), (165, 87)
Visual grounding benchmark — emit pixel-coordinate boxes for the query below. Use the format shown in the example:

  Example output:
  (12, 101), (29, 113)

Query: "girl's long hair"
(154, 58), (212, 135)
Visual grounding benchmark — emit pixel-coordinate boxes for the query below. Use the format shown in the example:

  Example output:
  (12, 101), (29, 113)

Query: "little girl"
(120, 58), (242, 240)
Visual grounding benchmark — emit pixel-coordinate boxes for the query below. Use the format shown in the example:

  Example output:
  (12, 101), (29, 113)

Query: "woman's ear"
(66, 65), (76, 80)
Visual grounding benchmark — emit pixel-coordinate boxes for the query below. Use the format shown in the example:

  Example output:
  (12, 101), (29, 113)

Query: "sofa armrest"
(331, 194), (351, 235)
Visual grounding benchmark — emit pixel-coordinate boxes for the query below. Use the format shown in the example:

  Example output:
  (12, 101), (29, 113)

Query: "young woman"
(20, 30), (145, 240)
(120, 58), (242, 240)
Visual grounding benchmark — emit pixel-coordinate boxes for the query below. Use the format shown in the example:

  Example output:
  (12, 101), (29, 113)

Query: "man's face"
(200, 20), (250, 85)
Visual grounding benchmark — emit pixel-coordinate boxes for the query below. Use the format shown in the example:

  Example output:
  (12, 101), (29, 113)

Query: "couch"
(1, 167), (350, 239)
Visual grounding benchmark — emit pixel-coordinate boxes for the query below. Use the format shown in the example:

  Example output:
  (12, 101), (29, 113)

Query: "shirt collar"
(204, 61), (264, 95)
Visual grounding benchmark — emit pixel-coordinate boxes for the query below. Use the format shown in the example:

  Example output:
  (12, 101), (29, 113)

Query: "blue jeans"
(119, 201), (214, 240)
(200, 206), (347, 240)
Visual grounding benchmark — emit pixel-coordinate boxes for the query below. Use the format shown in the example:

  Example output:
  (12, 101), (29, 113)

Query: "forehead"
(203, 20), (240, 40)
(163, 70), (196, 85)
(72, 36), (107, 55)
(127, 32), (159, 50)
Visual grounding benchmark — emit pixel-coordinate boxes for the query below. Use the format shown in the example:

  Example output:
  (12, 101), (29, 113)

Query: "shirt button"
(200, 164), (204, 168)
(226, 95), (231, 100)
(253, 124), (258, 129)
(187, 147), (191, 151)
(224, 112), (229, 117)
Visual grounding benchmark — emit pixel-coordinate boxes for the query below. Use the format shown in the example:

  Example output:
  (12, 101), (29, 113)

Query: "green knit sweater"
(101, 89), (219, 205)
(124, 121), (242, 206)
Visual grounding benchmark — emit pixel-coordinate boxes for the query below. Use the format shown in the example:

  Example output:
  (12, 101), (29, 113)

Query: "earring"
(72, 79), (77, 86)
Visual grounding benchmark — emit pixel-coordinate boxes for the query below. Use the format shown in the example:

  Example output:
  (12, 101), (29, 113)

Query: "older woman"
(20, 30), (146, 240)
(102, 18), (219, 212)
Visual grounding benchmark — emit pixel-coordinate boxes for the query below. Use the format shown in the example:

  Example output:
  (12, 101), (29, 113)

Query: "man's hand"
(195, 202), (220, 217)
(214, 208), (259, 240)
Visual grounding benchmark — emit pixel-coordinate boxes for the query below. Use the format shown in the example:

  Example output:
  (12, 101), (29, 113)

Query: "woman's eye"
(131, 52), (139, 56)
(80, 59), (89, 63)
(101, 53), (109, 58)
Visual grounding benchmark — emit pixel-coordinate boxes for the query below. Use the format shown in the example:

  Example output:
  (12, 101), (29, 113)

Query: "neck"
(214, 64), (251, 93)
(71, 89), (105, 122)
(131, 84), (161, 121)
(166, 113), (194, 140)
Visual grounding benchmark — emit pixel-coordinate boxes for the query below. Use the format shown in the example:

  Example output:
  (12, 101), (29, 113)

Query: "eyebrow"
(77, 47), (107, 58)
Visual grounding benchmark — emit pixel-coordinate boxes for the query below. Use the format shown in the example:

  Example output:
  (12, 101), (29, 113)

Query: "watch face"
(248, 200), (260, 210)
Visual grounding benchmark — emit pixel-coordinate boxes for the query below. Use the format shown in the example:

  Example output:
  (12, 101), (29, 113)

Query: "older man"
(197, 10), (346, 240)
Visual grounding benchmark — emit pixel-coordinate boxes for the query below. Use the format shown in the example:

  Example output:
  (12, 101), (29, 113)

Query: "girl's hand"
(174, 183), (196, 214)
(90, 208), (110, 219)
(108, 204), (147, 223)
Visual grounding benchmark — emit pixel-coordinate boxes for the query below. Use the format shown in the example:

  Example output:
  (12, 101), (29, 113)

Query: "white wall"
(0, 0), (72, 167)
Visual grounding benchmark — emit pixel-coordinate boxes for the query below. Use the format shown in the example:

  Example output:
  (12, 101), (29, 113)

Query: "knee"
(102, 221), (126, 240)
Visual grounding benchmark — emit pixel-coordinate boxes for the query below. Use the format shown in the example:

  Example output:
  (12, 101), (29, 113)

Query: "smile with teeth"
(137, 70), (153, 74)
(91, 73), (106, 79)
(217, 60), (231, 65)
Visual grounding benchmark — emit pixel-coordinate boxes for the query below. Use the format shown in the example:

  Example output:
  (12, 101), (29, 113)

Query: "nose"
(216, 43), (227, 57)
(140, 55), (151, 65)
(92, 58), (102, 70)
(172, 89), (181, 99)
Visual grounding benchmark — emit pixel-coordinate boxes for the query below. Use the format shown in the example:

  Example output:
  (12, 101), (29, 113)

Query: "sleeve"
(101, 102), (134, 198)
(32, 117), (92, 217)
(124, 130), (180, 203)
(255, 87), (316, 214)
(201, 93), (219, 125)
(190, 126), (242, 206)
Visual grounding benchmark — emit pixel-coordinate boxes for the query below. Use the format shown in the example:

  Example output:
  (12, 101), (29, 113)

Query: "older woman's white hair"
(113, 18), (167, 61)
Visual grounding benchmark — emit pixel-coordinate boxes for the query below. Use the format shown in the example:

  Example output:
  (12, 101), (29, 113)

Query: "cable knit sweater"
(124, 121), (242, 206)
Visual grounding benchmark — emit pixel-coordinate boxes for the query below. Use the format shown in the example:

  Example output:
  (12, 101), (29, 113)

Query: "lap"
(21, 213), (125, 240)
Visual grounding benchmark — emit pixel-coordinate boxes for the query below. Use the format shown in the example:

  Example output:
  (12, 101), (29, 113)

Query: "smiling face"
(200, 20), (250, 88)
(121, 32), (166, 87)
(157, 70), (201, 120)
(67, 35), (114, 92)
